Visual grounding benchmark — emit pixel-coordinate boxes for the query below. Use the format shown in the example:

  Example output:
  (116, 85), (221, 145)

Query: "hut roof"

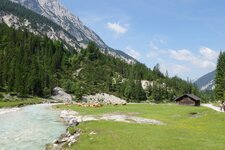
(175, 94), (200, 102)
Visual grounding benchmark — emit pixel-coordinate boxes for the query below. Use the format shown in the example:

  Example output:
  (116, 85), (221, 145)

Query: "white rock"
(83, 93), (127, 105)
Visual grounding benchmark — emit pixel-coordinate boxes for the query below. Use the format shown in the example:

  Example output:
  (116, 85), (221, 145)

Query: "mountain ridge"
(194, 70), (215, 91)
(9, 0), (137, 63)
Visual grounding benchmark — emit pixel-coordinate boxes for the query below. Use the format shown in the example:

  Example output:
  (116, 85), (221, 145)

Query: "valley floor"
(57, 104), (225, 150)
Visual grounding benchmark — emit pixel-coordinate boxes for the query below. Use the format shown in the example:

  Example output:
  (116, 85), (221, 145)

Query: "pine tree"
(135, 80), (147, 101)
(215, 52), (225, 100)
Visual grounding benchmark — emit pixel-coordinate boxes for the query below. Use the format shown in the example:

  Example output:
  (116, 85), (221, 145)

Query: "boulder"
(69, 118), (79, 127)
(60, 110), (80, 126)
(51, 87), (72, 103)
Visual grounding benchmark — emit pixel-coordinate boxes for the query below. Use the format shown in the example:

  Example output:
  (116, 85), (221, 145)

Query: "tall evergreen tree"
(215, 52), (225, 100)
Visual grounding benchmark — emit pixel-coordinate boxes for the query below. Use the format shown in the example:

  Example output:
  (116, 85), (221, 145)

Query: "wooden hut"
(175, 94), (200, 106)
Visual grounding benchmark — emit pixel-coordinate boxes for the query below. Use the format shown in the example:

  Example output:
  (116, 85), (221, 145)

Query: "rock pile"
(83, 93), (127, 105)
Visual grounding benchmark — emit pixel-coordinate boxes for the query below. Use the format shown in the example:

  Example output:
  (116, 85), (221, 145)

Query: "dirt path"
(202, 104), (223, 112)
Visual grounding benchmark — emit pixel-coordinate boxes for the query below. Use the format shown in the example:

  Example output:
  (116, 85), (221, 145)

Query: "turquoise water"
(0, 104), (66, 150)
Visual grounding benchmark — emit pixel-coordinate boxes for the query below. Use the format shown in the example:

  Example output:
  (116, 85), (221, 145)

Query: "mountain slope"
(11, 0), (106, 48)
(0, 0), (82, 50)
(0, 0), (204, 102)
(9, 0), (136, 63)
(194, 70), (215, 91)
(0, 23), (193, 102)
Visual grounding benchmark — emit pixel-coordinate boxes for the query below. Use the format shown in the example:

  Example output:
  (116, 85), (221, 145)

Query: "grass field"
(0, 99), (43, 108)
(57, 104), (225, 150)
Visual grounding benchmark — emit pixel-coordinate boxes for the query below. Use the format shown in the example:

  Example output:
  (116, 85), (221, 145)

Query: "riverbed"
(0, 104), (66, 150)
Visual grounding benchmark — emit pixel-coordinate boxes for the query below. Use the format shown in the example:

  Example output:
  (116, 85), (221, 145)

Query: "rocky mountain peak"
(11, 0), (105, 46)
(9, 0), (137, 63)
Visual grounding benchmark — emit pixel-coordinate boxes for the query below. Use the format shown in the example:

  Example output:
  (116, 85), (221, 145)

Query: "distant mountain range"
(194, 70), (216, 91)
(1, 0), (136, 63)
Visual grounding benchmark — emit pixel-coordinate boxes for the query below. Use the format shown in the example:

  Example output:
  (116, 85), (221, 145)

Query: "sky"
(60, 0), (225, 80)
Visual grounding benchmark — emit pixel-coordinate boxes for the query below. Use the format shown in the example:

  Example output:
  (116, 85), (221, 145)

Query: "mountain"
(0, 0), (81, 50)
(0, 22), (195, 102)
(194, 70), (216, 91)
(0, 0), (204, 102)
(7, 0), (136, 63)
(11, 0), (106, 48)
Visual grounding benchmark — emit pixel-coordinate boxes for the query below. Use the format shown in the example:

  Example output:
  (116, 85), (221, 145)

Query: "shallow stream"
(0, 104), (66, 150)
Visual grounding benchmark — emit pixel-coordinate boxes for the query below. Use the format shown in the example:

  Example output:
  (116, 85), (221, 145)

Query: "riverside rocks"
(60, 110), (165, 125)
(46, 111), (81, 150)
(46, 129), (81, 150)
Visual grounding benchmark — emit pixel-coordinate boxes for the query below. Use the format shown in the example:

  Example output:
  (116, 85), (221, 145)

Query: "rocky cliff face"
(9, 0), (136, 63)
(0, 11), (80, 50)
(11, 0), (106, 48)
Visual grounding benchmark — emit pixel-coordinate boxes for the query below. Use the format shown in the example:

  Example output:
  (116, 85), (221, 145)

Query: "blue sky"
(60, 0), (225, 80)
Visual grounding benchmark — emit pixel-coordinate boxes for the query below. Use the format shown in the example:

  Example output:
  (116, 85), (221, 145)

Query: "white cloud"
(125, 46), (141, 60)
(144, 42), (219, 79)
(147, 41), (166, 58)
(162, 63), (190, 75)
(169, 47), (217, 69)
(199, 47), (219, 60)
(169, 49), (194, 61)
(159, 39), (167, 44)
(171, 64), (190, 74)
(198, 60), (216, 69)
(106, 22), (128, 35)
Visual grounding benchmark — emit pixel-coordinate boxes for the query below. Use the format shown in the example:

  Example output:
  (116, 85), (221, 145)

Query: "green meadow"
(58, 104), (225, 150)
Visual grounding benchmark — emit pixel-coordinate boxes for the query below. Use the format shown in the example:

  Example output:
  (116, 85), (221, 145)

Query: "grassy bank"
(57, 104), (225, 150)
(0, 99), (43, 108)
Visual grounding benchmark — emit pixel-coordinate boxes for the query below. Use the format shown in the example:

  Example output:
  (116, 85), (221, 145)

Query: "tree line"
(0, 23), (207, 102)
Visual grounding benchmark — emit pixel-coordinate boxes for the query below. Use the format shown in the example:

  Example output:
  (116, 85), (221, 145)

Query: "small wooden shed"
(175, 94), (200, 106)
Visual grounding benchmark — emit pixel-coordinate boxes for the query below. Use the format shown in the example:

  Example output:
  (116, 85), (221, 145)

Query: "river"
(0, 104), (66, 150)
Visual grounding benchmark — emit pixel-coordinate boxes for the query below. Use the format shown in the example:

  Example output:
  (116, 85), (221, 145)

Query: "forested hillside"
(0, 23), (66, 97)
(0, 23), (204, 102)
